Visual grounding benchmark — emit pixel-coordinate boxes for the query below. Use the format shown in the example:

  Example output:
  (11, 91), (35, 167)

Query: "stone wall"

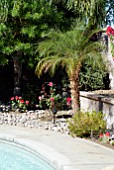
(0, 110), (69, 134)
(80, 91), (114, 129)
(1, 91), (114, 131)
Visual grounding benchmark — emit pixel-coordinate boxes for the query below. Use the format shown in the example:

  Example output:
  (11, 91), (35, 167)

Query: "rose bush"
(10, 96), (30, 112)
(37, 82), (72, 110)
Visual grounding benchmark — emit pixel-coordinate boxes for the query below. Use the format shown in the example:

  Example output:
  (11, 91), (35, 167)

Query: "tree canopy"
(60, 0), (114, 27)
(1, 0), (113, 68)
(0, 0), (76, 67)
(0, 0), (112, 101)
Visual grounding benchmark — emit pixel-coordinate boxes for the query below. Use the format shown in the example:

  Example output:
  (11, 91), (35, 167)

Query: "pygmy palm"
(35, 25), (106, 113)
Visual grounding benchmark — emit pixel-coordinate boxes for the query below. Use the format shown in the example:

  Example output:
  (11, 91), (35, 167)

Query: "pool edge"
(0, 133), (74, 170)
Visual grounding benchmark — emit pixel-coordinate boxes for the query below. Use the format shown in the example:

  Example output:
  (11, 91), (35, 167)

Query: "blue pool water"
(0, 141), (55, 170)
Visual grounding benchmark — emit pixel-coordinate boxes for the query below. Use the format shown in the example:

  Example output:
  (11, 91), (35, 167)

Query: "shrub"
(79, 63), (108, 91)
(37, 82), (71, 110)
(68, 111), (106, 138)
(10, 96), (30, 112)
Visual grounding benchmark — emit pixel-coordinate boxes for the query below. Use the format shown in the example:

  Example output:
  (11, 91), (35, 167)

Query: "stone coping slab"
(0, 126), (75, 170)
(80, 91), (114, 104)
(0, 125), (114, 170)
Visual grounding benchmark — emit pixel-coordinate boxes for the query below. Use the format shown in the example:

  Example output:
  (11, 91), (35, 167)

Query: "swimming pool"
(0, 140), (55, 170)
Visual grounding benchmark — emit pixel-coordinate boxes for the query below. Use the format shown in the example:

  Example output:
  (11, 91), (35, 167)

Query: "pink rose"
(48, 82), (53, 87)
(38, 96), (42, 100)
(26, 100), (29, 105)
(15, 96), (19, 100)
(50, 97), (54, 102)
(11, 97), (14, 101)
(99, 133), (103, 138)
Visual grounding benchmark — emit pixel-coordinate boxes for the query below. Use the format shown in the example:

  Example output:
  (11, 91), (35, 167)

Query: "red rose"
(105, 132), (110, 137)
(66, 97), (71, 106)
(106, 26), (114, 36)
(99, 133), (103, 138)
(19, 99), (24, 103)
(66, 97), (71, 102)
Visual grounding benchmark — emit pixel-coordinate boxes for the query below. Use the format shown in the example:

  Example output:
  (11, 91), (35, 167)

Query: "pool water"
(0, 141), (55, 170)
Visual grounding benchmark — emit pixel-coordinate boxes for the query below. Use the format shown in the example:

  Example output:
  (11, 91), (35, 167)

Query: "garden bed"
(88, 138), (114, 151)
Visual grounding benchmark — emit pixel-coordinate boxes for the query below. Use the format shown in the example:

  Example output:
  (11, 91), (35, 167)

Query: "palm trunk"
(69, 63), (81, 114)
(13, 53), (22, 96)
(70, 77), (80, 113)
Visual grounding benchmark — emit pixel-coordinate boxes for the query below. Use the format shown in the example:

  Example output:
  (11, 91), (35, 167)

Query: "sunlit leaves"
(35, 24), (106, 79)
(66, 0), (113, 27)
(0, 0), (9, 22)
(21, 26), (37, 38)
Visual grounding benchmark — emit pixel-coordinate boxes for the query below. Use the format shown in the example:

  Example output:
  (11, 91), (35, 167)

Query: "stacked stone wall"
(0, 110), (69, 134)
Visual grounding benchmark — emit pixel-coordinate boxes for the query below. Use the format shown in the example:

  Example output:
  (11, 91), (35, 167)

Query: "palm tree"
(35, 24), (106, 113)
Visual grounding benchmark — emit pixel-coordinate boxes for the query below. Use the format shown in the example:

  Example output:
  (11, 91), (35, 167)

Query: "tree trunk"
(69, 63), (81, 114)
(13, 53), (22, 96)
(70, 77), (80, 114)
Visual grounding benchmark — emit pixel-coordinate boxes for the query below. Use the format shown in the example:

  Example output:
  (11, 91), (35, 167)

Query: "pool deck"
(0, 125), (114, 170)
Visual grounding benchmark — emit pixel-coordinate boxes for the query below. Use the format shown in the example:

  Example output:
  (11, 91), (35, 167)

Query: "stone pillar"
(107, 36), (114, 89)
(102, 32), (114, 89)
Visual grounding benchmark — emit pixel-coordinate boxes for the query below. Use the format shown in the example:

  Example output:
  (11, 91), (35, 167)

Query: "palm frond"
(35, 23), (107, 79)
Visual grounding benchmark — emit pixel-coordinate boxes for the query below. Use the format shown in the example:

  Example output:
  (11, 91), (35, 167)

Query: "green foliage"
(10, 96), (29, 112)
(99, 132), (110, 144)
(79, 63), (107, 91)
(36, 24), (105, 78)
(0, 0), (49, 68)
(66, 0), (114, 27)
(0, 0), (75, 69)
(35, 23), (107, 111)
(37, 82), (71, 110)
(21, 82), (40, 104)
(68, 111), (106, 137)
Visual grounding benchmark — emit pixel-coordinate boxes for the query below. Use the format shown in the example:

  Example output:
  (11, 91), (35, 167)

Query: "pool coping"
(1, 125), (114, 170)
(0, 133), (75, 170)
